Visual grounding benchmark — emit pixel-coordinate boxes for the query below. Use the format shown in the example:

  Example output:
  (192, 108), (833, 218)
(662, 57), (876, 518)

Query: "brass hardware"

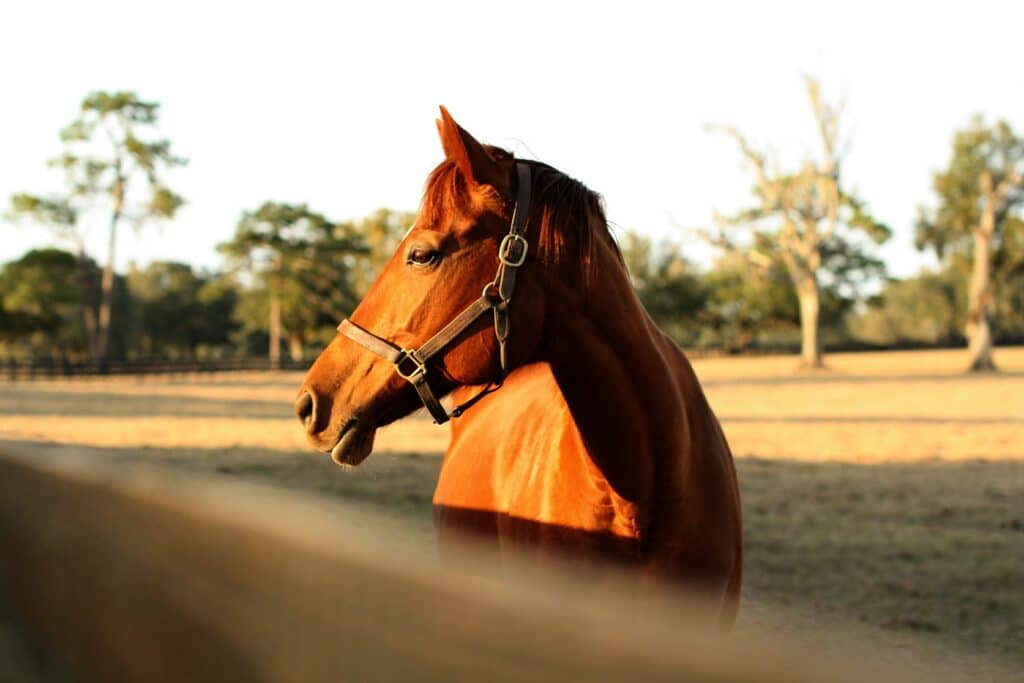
(498, 234), (528, 267)
(394, 350), (427, 383)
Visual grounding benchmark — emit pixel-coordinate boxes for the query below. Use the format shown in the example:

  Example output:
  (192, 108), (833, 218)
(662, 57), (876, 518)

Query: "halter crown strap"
(337, 161), (532, 424)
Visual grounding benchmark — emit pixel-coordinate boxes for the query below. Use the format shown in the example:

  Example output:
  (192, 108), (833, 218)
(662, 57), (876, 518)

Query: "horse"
(296, 108), (743, 626)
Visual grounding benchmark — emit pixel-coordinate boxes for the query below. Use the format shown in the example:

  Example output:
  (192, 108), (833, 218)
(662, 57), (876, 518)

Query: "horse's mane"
(419, 155), (622, 283)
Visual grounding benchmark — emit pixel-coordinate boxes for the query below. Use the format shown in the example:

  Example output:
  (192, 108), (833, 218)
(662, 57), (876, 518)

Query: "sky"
(2, 1), (1023, 279)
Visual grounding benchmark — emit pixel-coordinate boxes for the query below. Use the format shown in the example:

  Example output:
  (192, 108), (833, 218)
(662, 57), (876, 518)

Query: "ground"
(1, 347), (1022, 678)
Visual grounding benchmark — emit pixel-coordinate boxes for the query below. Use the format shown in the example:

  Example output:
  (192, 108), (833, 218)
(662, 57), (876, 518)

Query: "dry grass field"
(1, 347), (1022, 676)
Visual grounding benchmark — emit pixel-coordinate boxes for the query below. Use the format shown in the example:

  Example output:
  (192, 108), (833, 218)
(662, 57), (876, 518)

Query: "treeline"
(3, 86), (1023, 371)
(0, 208), (411, 365)
(626, 233), (1024, 353)
(4, 221), (1021, 365)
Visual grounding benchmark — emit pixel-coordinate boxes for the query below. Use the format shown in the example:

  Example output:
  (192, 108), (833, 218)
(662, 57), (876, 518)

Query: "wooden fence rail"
(2, 357), (310, 380)
(0, 448), (959, 682)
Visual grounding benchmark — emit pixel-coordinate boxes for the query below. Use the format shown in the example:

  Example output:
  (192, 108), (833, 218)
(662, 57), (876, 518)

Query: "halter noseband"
(337, 162), (532, 424)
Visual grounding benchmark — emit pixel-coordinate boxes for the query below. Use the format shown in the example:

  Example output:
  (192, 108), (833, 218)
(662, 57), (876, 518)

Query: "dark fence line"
(5, 340), (1012, 380)
(3, 357), (310, 380)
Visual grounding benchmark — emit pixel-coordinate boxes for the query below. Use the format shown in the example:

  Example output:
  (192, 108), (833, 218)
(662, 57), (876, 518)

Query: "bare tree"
(704, 78), (889, 368)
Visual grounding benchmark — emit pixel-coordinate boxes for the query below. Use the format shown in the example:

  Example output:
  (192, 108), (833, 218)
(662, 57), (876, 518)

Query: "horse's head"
(297, 108), (557, 465)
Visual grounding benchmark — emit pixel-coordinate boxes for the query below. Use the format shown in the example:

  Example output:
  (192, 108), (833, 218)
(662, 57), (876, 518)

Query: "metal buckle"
(498, 233), (528, 267)
(394, 349), (427, 383)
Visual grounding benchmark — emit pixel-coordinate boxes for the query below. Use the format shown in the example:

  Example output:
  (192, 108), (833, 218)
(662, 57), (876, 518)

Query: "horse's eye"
(406, 246), (440, 267)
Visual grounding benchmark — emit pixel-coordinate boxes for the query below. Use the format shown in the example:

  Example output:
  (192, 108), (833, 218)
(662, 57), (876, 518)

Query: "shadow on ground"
(701, 369), (1024, 388)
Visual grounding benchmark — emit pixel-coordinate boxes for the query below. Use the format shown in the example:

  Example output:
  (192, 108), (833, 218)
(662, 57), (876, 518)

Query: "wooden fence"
(2, 357), (310, 380)
(4, 342), (980, 380)
(0, 447), (959, 682)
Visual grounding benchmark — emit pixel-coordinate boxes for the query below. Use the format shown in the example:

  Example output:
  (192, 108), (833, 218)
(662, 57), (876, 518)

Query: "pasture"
(1, 347), (1022, 676)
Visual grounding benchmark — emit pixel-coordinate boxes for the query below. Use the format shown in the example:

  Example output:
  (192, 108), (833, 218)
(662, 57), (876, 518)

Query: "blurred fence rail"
(0, 447), (957, 683)
(2, 357), (309, 380)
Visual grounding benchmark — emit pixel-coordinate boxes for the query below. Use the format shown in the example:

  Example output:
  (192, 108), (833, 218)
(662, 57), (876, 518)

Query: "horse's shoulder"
(438, 363), (575, 509)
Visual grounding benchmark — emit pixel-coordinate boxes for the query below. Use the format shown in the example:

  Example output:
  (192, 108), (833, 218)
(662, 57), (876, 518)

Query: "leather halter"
(337, 162), (532, 424)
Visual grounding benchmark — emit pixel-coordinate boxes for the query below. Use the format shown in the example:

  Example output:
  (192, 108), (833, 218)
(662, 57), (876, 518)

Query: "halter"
(337, 162), (532, 424)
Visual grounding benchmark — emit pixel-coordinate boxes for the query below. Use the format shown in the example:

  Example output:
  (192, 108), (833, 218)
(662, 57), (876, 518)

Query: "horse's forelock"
(419, 160), (469, 228)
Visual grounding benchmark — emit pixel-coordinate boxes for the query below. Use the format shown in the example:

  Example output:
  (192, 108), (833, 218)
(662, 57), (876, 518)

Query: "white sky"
(2, 1), (1023, 278)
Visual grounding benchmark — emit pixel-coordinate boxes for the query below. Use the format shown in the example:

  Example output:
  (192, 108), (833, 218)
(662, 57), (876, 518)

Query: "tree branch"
(806, 76), (842, 172)
(805, 78), (842, 240)
(710, 124), (778, 203)
(995, 170), (1024, 203)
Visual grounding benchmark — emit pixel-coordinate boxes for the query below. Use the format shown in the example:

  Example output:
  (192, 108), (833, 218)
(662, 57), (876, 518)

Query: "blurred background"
(0, 1), (1021, 681)
(2, 1), (1023, 368)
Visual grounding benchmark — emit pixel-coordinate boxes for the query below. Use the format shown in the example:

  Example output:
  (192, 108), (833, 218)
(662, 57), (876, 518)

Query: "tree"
(705, 78), (890, 367)
(220, 202), (366, 365)
(350, 208), (417, 297)
(8, 91), (186, 368)
(193, 276), (242, 357)
(848, 271), (962, 348)
(126, 262), (238, 359)
(7, 194), (100, 353)
(916, 117), (1024, 371)
(701, 252), (799, 353)
(990, 223), (1024, 344)
(621, 231), (707, 346)
(0, 248), (95, 359)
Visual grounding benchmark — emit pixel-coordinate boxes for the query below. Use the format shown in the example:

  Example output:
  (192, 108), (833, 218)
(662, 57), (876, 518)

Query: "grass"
(1, 346), (1022, 675)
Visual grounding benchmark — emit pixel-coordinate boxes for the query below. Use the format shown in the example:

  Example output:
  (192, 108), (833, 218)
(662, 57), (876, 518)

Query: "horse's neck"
(540, 242), (697, 517)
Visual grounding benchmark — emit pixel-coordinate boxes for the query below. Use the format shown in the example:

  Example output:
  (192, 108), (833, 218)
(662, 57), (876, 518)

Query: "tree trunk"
(796, 279), (823, 369)
(95, 179), (124, 371)
(73, 246), (99, 361)
(95, 260), (115, 368)
(965, 229), (996, 372)
(287, 333), (304, 363)
(268, 292), (282, 369)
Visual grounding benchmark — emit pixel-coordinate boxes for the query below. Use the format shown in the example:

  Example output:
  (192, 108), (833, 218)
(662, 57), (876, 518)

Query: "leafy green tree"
(0, 248), (94, 359)
(706, 78), (890, 367)
(7, 195), (77, 244)
(8, 91), (186, 368)
(621, 231), (707, 345)
(232, 286), (274, 358)
(916, 117), (1024, 371)
(699, 238), (882, 353)
(193, 276), (242, 356)
(701, 253), (798, 352)
(848, 271), (962, 348)
(220, 202), (365, 365)
(126, 262), (238, 359)
(990, 225), (1024, 343)
(7, 194), (99, 349)
(350, 208), (417, 297)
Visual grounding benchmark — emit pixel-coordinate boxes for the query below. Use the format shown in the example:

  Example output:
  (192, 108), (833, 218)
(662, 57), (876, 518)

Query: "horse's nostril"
(295, 391), (315, 427)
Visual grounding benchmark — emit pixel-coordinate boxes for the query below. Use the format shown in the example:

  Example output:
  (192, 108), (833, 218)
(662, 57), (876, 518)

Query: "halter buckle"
(498, 233), (528, 267)
(394, 349), (428, 383)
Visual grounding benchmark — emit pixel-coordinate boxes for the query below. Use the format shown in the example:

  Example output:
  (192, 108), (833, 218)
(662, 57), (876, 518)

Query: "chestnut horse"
(297, 109), (743, 625)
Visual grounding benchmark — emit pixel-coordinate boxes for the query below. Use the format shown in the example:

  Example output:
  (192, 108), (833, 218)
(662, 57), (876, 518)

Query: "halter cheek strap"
(337, 161), (532, 424)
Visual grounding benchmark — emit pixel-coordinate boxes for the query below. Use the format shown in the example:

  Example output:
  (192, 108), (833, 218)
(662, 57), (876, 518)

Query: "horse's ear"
(436, 106), (510, 193)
